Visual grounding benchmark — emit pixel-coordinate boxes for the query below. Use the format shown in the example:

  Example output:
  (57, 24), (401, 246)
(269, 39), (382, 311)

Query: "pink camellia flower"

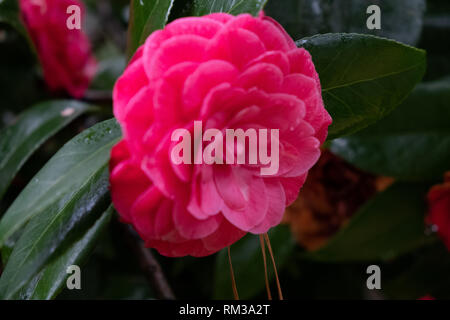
(110, 13), (332, 257)
(19, 0), (97, 98)
(426, 172), (450, 251)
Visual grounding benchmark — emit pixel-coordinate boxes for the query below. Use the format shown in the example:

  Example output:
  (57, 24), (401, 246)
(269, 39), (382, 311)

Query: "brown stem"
(259, 235), (272, 300)
(123, 226), (175, 300)
(227, 246), (239, 300)
(264, 233), (283, 300)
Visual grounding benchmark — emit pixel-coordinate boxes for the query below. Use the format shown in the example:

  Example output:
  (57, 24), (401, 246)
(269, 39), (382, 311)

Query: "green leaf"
(0, 0), (27, 37)
(383, 243), (450, 299)
(214, 225), (294, 299)
(0, 119), (121, 252)
(328, 0), (426, 46)
(0, 162), (113, 299)
(304, 183), (433, 262)
(91, 42), (126, 91)
(0, 100), (93, 201)
(264, 0), (330, 40)
(330, 79), (450, 181)
(265, 0), (426, 46)
(190, 0), (268, 16)
(127, 0), (175, 59)
(298, 33), (427, 139)
(1, 227), (24, 265)
(18, 206), (114, 300)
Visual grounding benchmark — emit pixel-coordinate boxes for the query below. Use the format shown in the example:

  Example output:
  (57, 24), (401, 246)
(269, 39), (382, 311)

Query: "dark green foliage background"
(0, 0), (449, 300)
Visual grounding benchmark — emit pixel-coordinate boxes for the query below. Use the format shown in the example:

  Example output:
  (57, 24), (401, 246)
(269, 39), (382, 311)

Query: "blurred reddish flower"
(283, 151), (391, 250)
(426, 172), (450, 250)
(19, 0), (97, 98)
(418, 295), (435, 300)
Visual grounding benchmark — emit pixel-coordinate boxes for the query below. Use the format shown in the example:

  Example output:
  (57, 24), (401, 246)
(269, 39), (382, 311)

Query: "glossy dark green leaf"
(304, 183), (433, 262)
(190, 0), (268, 16)
(264, 0), (330, 40)
(0, 119), (121, 251)
(1, 227), (23, 265)
(330, 79), (450, 181)
(298, 33), (426, 139)
(127, 0), (175, 59)
(17, 206), (113, 300)
(0, 100), (93, 201)
(328, 0), (426, 46)
(214, 225), (294, 299)
(0, 162), (113, 299)
(265, 0), (426, 46)
(382, 243), (450, 299)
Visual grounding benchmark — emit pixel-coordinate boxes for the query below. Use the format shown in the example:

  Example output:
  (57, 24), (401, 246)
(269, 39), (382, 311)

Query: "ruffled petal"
(146, 35), (208, 82)
(235, 63), (284, 92)
(188, 165), (224, 219)
(217, 168), (269, 231)
(113, 59), (148, 123)
(183, 60), (239, 113)
(281, 174), (308, 206)
(173, 201), (223, 239)
(166, 17), (222, 38)
(207, 26), (265, 69)
(110, 143), (151, 223)
(250, 179), (286, 233)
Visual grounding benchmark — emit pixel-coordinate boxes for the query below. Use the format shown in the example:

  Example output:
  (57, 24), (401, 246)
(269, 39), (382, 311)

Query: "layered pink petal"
(207, 27), (266, 69)
(281, 174), (308, 206)
(236, 63), (284, 92)
(130, 187), (163, 239)
(250, 179), (286, 233)
(113, 59), (148, 123)
(246, 51), (290, 75)
(217, 167), (269, 231)
(173, 201), (223, 239)
(228, 14), (293, 51)
(165, 17), (222, 38)
(110, 158), (152, 223)
(188, 166), (224, 219)
(183, 60), (239, 112)
(147, 35), (208, 82)
(110, 12), (331, 257)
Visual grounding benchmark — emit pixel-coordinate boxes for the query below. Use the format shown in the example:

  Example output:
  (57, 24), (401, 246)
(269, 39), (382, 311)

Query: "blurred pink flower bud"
(20, 0), (97, 98)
